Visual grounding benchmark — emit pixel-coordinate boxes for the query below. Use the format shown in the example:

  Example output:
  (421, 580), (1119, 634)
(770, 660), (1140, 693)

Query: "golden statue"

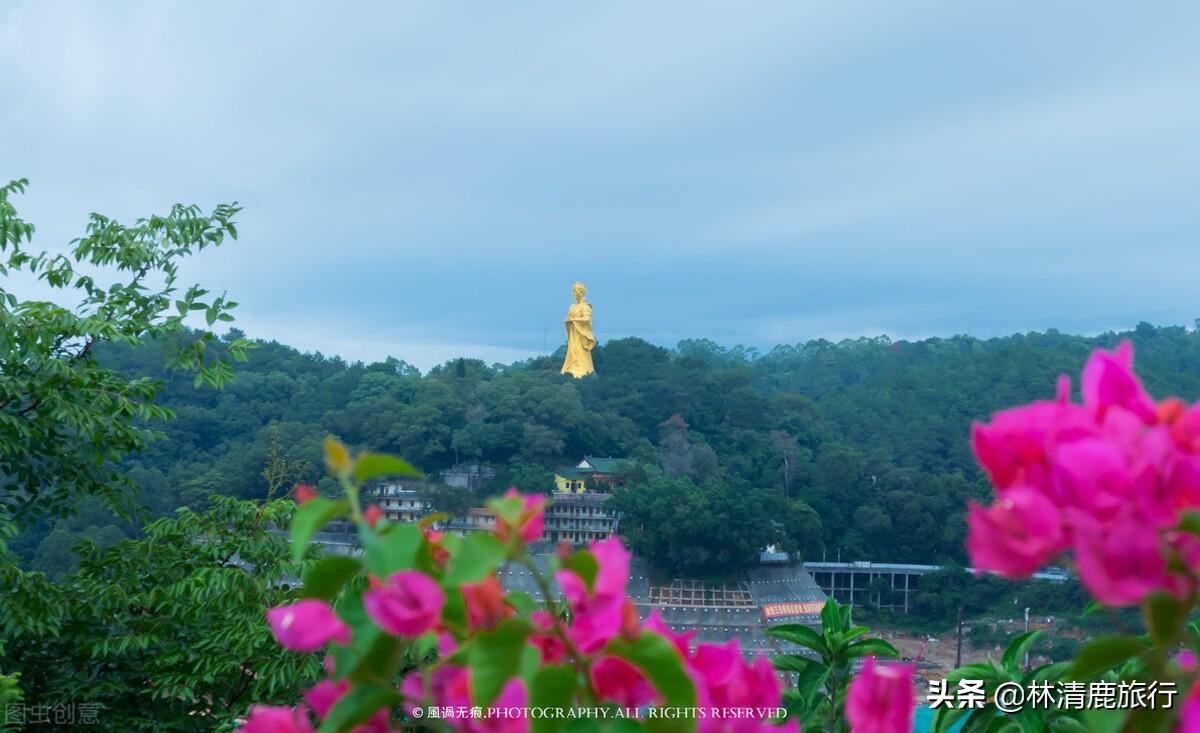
(561, 281), (596, 378)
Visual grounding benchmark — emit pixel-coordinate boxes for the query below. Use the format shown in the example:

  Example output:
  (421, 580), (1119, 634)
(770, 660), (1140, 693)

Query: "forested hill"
(19, 322), (1200, 575)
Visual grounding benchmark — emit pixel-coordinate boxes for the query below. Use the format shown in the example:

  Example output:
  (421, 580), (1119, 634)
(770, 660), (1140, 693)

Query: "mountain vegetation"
(16, 318), (1200, 576)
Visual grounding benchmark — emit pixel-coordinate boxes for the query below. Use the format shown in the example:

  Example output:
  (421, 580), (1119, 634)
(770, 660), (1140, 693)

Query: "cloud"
(2, 1), (1198, 365)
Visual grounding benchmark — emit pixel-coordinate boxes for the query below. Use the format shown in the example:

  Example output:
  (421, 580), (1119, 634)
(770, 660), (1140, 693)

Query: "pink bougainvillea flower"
(400, 664), (468, 714)
(302, 680), (394, 732)
(1074, 512), (1166, 606)
(463, 575), (513, 631)
(493, 488), (545, 544)
(846, 656), (915, 733)
(241, 705), (315, 733)
(691, 639), (742, 691)
(644, 609), (695, 656)
(364, 570), (445, 637)
(475, 678), (530, 733)
(619, 598), (641, 641)
(1176, 649), (1198, 672)
(693, 646), (784, 733)
(294, 483), (318, 505)
(1081, 341), (1157, 425)
(1126, 428), (1200, 527)
(1168, 403), (1200, 454)
(1161, 531), (1200, 602)
(555, 536), (631, 654)
(590, 535), (632, 597)
(1052, 438), (1134, 522)
(528, 610), (568, 664)
(1157, 397), (1188, 427)
(266, 600), (351, 652)
(364, 504), (384, 528)
(1183, 683), (1200, 733)
(590, 655), (660, 708)
(420, 525), (451, 568)
(304, 679), (349, 719)
(971, 399), (1096, 494)
(556, 596), (623, 656)
(966, 487), (1065, 578)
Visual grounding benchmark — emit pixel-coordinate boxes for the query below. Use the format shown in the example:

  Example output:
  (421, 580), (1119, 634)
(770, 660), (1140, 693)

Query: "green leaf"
(1024, 660), (1070, 684)
(362, 523), (422, 577)
(793, 661), (829, 701)
(945, 662), (1004, 684)
(291, 498), (347, 563)
(1069, 636), (1148, 679)
(819, 598), (843, 634)
(1001, 630), (1042, 674)
(843, 625), (871, 642)
(350, 632), (405, 684)
(319, 682), (399, 733)
(324, 436), (351, 475)
(608, 720), (643, 733)
(931, 705), (973, 733)
(406, 632), (438, 662)
(771, 654), (813, 673)
(1144, 591), (1185, 646)
(469, 618), (532, 706)
(1128, 705), (1172, 733)
(1178, 510), (1200, 538)
(354, 453), (421, 483)
(844, 637), (899, 660)
(608, 631), (697, 733)
(1080, 708), (1128, 733)
(558, 549), (598, 592)
(301, 556), (362, 600)
(487, 495), (525, 526)
(766, 623), (830, 658)
(442, 587), (468, 633)
(330, 589), (390, 681)
(563, 720), (602, 733)
(507, 590), (538, 618)
(444, 533), (506, 585)
(529, 665), (576, 733)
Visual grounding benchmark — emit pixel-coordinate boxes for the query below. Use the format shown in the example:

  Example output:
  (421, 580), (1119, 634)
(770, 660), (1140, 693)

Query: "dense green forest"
(16, 321), (1200, 575)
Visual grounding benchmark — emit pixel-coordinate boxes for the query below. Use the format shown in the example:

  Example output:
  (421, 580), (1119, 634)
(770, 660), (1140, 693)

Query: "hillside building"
(372, 457), (625, 546)
(553, 456), (627, 493)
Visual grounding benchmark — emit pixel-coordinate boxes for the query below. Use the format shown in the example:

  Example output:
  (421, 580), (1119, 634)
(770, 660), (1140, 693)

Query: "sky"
(3, 2), (1198, 371)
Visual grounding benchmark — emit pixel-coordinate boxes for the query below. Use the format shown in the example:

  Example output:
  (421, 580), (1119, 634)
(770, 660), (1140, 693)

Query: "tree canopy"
(20, 310), (1200, 575)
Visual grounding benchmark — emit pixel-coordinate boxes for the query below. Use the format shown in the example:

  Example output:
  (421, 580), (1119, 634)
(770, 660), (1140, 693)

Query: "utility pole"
(955, 605), (964, 667)
(1023, 607), (1031, 671)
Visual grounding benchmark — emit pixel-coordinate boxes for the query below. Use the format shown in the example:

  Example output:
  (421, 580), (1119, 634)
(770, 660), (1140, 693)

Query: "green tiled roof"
(582, 456), (626, 473)
(555, 457), (629, 479)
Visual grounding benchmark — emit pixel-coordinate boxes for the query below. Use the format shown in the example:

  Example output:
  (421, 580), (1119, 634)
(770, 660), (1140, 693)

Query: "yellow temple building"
(553, 456), (628, 494)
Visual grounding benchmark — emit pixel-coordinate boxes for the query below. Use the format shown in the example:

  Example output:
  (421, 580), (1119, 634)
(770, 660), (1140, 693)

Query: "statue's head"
(572, 281), (586, 301)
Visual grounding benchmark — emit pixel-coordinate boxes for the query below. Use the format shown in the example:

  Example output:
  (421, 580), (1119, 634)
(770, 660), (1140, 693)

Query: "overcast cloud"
(3, 2), (1198, 370)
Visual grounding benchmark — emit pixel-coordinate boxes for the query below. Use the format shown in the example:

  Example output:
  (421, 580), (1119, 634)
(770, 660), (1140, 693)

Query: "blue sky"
(3, 2), (1198, 370)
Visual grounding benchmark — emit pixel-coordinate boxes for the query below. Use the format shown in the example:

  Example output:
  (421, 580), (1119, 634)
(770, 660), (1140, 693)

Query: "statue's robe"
(561, 301), (595, 378)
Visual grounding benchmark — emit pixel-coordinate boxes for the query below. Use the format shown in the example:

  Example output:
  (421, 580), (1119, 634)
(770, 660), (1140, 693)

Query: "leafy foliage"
(610, 469), (823, 573)
(0, 178), (252, 521)
(929, 631), (1078, 733)
(768, 598), (898, 733)
(1, 496), (321, 731)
